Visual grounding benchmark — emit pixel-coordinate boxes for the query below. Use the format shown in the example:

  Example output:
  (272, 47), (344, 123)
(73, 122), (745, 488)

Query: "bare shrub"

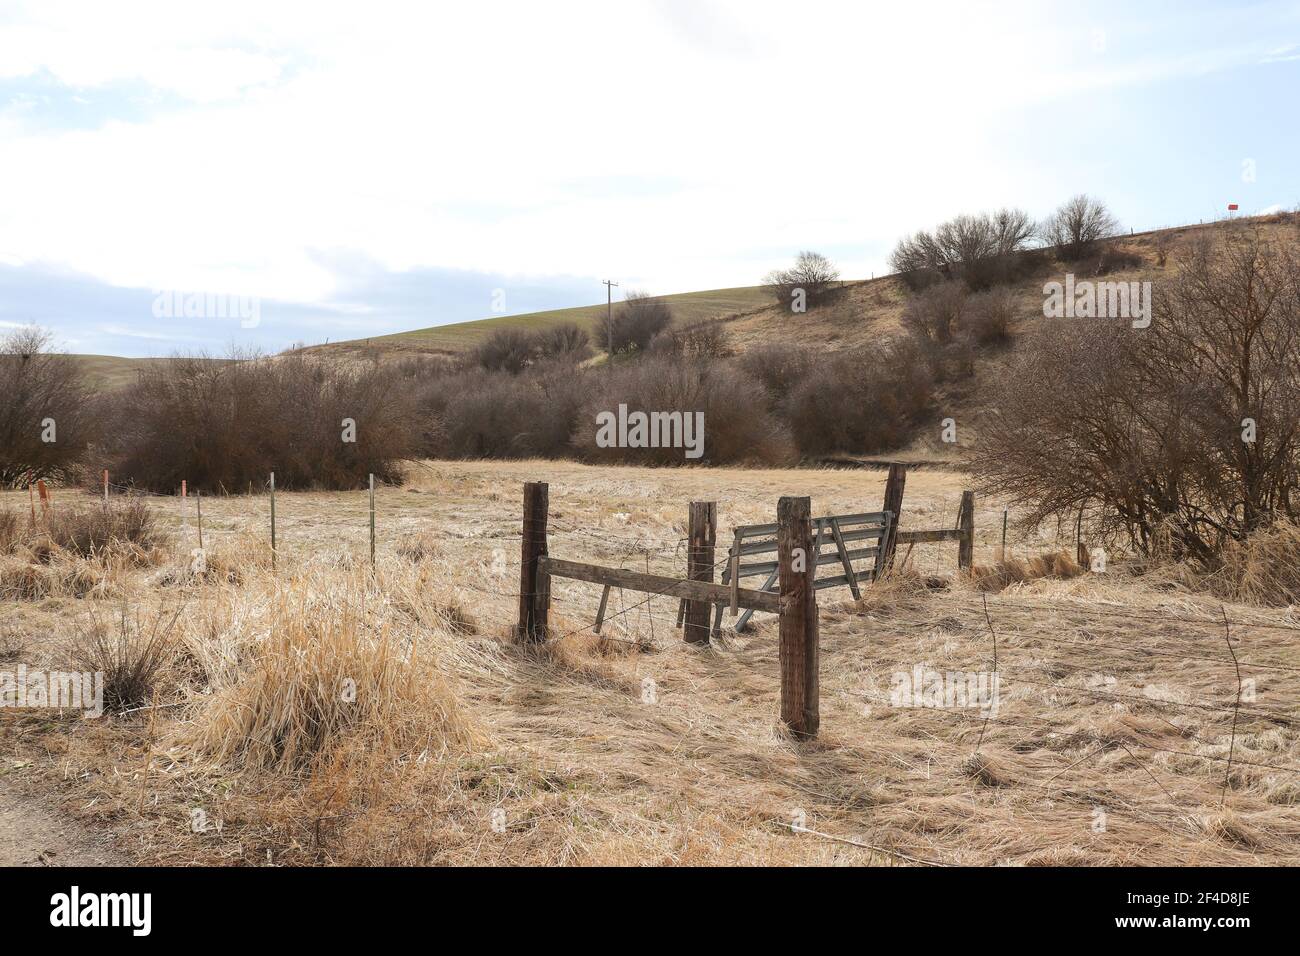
(974, 227), (1300, 564)
(70, 606), (181, 713)
(652, 320), (731, 360)
(890, 208), (1037, 290)
(105, 350), (426, 492)
(574, 356), (793, 465)
(472, 328), (537, 374)
(472, 323), (590, 374)
(1153, 232), (1174, 267)
(964, 287), (1017, 345)
(536, 323), (591, 361)
(764, 251), (840, 309)
(1089, 246), (1144, 275)
(1039, 194), (1119, 261)
(0, 327), (97, 485)
(786, 338), (935, 456)
(902, 281), (967, 345)
(417, 363), (587, 459)
(737, 345), (817, 411)
(598, 292), (673, 355)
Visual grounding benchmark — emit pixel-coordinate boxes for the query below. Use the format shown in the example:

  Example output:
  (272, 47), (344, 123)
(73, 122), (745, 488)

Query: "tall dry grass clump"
(1210, 520), (1300, 606)
(188, 584), (476, 773)
(42, 499), (159, 559)
(70, 605), (182, 712)
(969, 551), (1085, 592)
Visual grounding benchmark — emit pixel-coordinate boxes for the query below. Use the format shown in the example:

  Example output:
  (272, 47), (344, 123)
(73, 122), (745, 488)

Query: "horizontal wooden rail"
(541, 556), (782, 613)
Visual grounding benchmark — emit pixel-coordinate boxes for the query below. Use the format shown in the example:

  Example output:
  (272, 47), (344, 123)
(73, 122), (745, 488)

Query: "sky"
(1, 0), (1298, 357)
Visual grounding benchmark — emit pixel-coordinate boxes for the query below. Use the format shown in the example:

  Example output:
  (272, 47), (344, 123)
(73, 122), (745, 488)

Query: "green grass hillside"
(313, 284), (780, 357)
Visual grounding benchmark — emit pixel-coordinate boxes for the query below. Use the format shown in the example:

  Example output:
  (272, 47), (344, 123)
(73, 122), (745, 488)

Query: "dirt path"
(0, 778), (125, 866)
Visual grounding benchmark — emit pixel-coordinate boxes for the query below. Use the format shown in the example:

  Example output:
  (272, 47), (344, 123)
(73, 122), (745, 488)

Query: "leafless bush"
(473, 323), (591, 374)
(0, 327), (97, 485)
(105, 349), (427, 492)
(1039, 194), (1119, 261)
(1153, 232), (1175, 267)
(965, 287), (1017, 345)
(737, 345), (817, 411)
(764, 251), (840, 309)
(574, 356), (793, 465)
(902, 281), (968, 345)
(975, 227), (1300, 564)
(890, 208), (1037, 290)
(786, 338), (935, 456)
(1089, 246), (1144, 275)
(536, 323), (591, 361)
(418, 364), (587, 459)
(598, 292), (673, 354)
(651, 320), (732, 359)
(473, 328), (537, 374)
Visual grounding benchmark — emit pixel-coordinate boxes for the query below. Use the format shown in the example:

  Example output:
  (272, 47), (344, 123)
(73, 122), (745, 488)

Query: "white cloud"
(0, 0), (1285, 316)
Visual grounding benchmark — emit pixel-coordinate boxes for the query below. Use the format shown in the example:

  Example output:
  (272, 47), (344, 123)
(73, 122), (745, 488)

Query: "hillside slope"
(311, 283), (780, 358)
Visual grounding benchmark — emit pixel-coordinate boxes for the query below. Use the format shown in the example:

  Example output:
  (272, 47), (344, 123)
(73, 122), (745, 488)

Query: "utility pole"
(602, 279), (618, 368)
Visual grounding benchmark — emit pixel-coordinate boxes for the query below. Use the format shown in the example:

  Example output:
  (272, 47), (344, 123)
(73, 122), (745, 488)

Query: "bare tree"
(974, 227), (1300, 564)
(764, 251), (840, 308)
(890, 208), (1037, 289)
(0, 327), (96, 485)
(1039, 194), (1120, 261)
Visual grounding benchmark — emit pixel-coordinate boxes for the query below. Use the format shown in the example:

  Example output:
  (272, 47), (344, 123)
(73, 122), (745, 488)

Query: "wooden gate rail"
(713, 510), (892, 636)
(539, 556), (780, 612)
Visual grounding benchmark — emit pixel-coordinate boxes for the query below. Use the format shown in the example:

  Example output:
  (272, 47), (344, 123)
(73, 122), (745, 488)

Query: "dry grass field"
(3, 460), (1299, 866)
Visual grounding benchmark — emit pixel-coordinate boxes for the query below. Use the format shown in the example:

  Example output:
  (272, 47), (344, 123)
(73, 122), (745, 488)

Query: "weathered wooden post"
(957, 490), (975, 572)
(684, 501), (717, 644)
(878, 462), (907, 574)
(516, 481), (550, 642)
(778, 496), (818, 739)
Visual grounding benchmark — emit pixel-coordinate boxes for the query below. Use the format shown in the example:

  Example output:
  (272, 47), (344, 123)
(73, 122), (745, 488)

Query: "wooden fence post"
(778, 496), (818, 739)
(957, 490), (975, 572)
(516, 481), (550, 642)
(684, 501), (717, 644)
(878, 462), (907, 573)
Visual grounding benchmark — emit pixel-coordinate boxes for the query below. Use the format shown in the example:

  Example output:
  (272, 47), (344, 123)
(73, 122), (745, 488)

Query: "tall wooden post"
(369, 473), (376, 568)
(778, 496), (819, 739)
(878, 462), (907, 574)
(957, 490), (975, 572)
(517, 482), (550, 642)
(684, 501), (717, 644)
